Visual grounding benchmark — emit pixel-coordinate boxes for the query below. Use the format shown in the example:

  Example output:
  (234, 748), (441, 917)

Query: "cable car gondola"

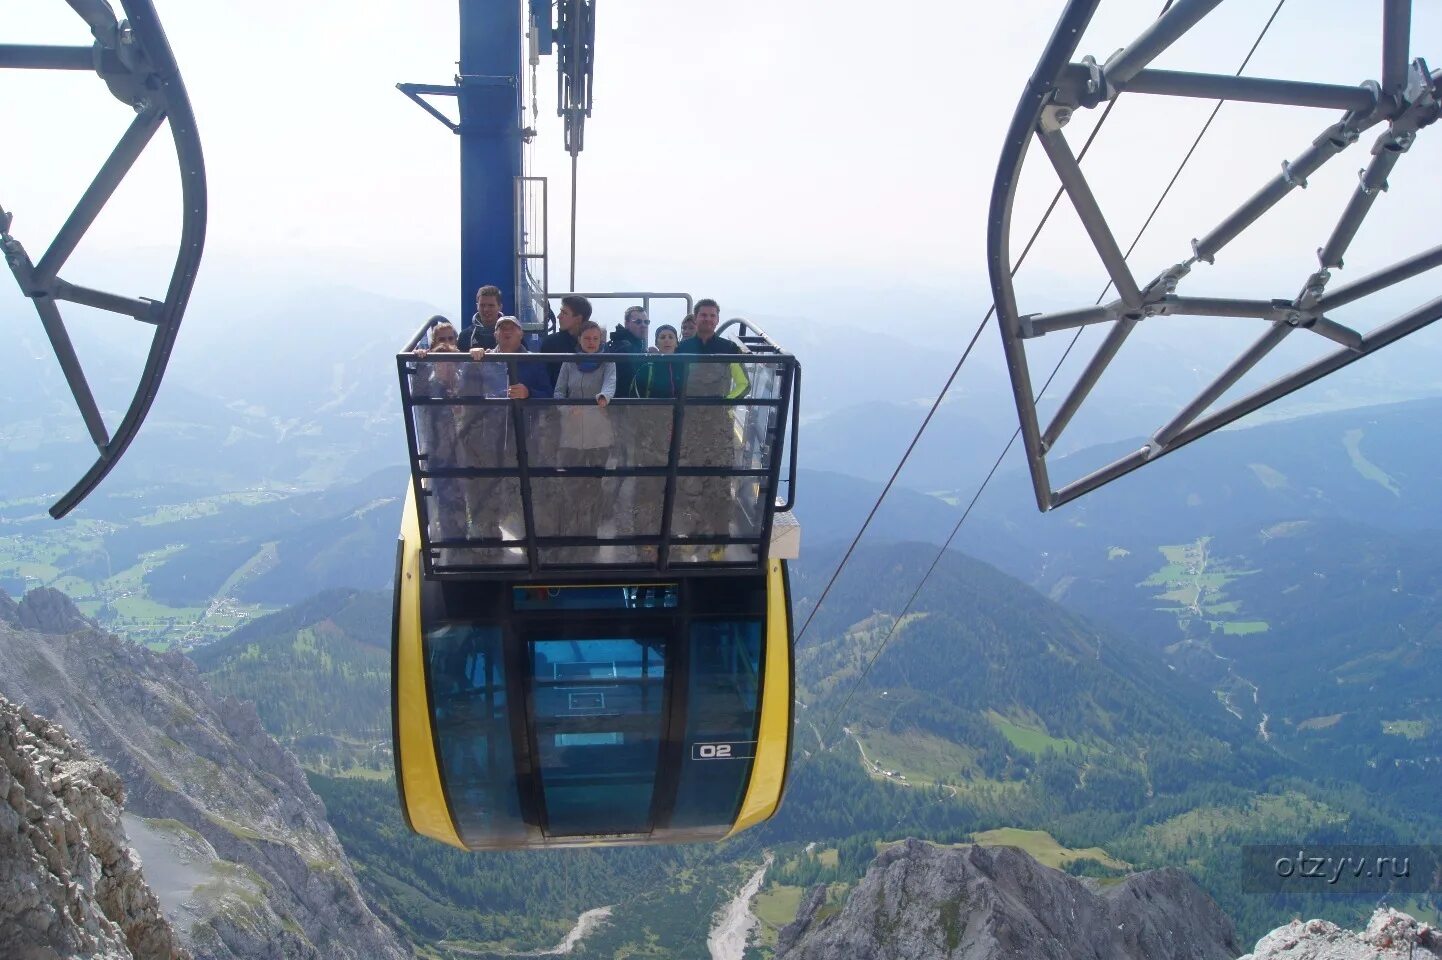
(392, 312), (802, 849)
(388, 2), (801, 849)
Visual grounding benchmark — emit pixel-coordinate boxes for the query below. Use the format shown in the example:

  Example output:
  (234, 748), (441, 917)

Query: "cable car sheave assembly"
(990, 0), (1440, 512)
(1, 0), (206, 519)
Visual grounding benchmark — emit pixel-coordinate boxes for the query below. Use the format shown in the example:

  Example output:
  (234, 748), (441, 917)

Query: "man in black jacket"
(539, 294), (590, 387)
(466, 284), (504, 350)
(604, 305), (649, 398)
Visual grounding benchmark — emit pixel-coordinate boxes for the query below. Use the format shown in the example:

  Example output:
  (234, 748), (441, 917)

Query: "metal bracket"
(396, 82), (460, 133)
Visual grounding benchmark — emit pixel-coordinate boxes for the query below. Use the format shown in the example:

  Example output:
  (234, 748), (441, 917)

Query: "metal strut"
(2, 0), (207, 518)
(557, 0), (594, 292)
(989, 0), (1440, 512)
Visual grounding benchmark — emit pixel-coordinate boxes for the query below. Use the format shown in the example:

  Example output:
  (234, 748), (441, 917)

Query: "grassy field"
(753, 884), (804, 930)
(985, 710), (1081, 756)
(971, 828), (1129, 870)
(1382, 719), (1428, 739)
(854, 727), (981, 784)
(1138, 792), (1346, 852)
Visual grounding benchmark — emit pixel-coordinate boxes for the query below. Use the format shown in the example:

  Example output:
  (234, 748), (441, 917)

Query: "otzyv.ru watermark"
(1242, 845), (1442, 894)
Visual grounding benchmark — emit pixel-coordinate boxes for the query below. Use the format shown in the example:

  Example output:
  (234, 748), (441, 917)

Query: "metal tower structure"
(990, 0), (1439, 512)
(399, 0), (594, 335)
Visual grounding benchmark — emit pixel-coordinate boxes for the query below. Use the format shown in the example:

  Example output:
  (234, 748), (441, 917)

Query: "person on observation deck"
(467, 284), (505, 350)
(627, 323), (681, 558)
(412, 316), (457, 357)
(551, 320), (616, 562)
(605, 305), (649, 398)
(472, 315), (552, 400)
(631, 323), (680, 399)
(540, 295), (591, 387)
(460, 316), (551, 543)
(676, 300), (748, 558)
(604, 305), (650, 532)
(417, 338), (468, 550)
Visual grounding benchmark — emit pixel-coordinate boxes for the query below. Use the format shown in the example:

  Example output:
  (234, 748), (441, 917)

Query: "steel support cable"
(569, 151), (579, 290)
(793, 100), (1127, 650)
(807, 0), (1288, 772)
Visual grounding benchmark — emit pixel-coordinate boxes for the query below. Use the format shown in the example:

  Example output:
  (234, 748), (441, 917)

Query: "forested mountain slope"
(192, 589), (391, 774)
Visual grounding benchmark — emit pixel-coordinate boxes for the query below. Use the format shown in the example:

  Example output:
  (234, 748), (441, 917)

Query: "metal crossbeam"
(989, 0), (1440, 512)
(3, 0), (207, 518)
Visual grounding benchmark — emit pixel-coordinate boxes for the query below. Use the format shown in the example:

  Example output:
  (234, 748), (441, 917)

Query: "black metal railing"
(398, 317), (800, 578)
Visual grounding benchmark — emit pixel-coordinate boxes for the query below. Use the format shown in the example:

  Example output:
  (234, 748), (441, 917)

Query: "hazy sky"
(4, 0), (1440, 454)
(6, 2), (1437, 298)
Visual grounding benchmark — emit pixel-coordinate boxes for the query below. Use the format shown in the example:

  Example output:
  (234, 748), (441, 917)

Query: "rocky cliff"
(0, 587), (408, 960)
(1, 692), (186, 959)
(1239, 909), (1439, 959)
(775, 838), (1241, 960)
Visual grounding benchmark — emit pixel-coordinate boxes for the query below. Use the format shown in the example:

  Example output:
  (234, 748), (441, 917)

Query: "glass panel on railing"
(615, 404), (673, 468)
(732, 477), (766, 538)
(520, 405), (561, 468)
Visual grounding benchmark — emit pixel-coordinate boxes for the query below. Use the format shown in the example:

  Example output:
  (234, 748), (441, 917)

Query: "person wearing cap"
(459, 316), (553, 546)
(471, 316), (553, 400)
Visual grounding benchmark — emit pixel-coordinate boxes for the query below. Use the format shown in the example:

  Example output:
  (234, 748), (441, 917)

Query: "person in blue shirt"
(472, 315), (553, 400)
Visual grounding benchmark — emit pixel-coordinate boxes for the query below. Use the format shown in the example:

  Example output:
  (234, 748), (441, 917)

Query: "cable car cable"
(569, 151), (579, 290)
(793, 0), (1195, 650)
(805, 0), (1289, 782)
(793, 97), (1129, 650)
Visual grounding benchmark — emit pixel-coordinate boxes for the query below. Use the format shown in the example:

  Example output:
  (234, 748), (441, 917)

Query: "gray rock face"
(0, 692), (186, 960)
(0, 586), (19, 627)
(0, 589), (409, 960)
(16, 586), (96, 634)
(775, 838), (1240, 960)
(1239, 909), (1440, 959)
(778, 884), (829, 956)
